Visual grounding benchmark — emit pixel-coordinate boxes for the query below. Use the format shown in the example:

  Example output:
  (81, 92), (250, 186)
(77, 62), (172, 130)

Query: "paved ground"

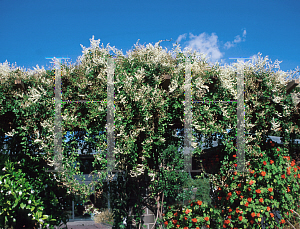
(52, 220), (113, 229)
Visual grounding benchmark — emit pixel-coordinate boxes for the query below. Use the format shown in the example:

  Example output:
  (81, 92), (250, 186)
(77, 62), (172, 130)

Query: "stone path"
(51, 221), (112, 229)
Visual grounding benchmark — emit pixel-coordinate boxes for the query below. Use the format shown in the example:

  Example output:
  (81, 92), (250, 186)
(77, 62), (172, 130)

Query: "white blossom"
(19, 191), (22, 195)
(2, 167), (5, 171)
(28, 200), (32, 204)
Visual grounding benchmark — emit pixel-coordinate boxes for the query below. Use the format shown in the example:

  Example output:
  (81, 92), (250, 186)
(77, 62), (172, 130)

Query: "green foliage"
(0, 154), (75, 228)
(0, 37), (299, 228)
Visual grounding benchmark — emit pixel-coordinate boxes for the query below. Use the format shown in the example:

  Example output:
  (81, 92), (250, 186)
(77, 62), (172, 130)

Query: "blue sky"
(1, 0), (300, 153)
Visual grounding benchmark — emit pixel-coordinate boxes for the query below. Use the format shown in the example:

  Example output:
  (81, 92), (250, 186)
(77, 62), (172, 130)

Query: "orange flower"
(247, 198), (252, 202)
(172, 220), (178, 224)
(256, 189), (261, 194)
(184, 216), (187, 220)
(228, 192), (232, 197)
(251, 212), (256, 218)
(298, 174), (300, 179)
(280, 219), (286, 224)
(234, 171), (237, 175)
(228, 208), (232, 213)
(291, 160), (296, 167)
(184, 227), (188, 229)
(287, 187), (291, 192)
(270, 213), (274, 217)
(268, 188), (273, 192)
(249, 180), (254, 185)
(197, 200), (202, 206)
(294, 167), (298, 172)
(224, 219), (230, 224)
(270, 196), (274, 199)
(174, 212), (178, 217)
(250, 170), (255, 174)
(281, 174), (286, 179)
(263, 161), (267, 165)
(218, 187), (222, 191)
(261, 171), (266, 177)
(192, 218), (197, 223)
(204, 217), (209, 221)
(164, 221), (168, 226)
(238, 216), (243, 221)
(176, 225), (180, 228)
(233, 154), (236, 158)
(228, 215), (231, 219)
(236, 191), (241, 195)
(245, 202), (249, 207)
(257, 213), (260, 217)
(236, 208), (240, 214)
(240, 196), (244, 199)
(259, 198), (264, 203)
(238, 183), (242, 188)
(248, 187), (252, 192)
(267, 207), (270, 211)
(185, 209), (190, 214)
(270, 160), (274, 164)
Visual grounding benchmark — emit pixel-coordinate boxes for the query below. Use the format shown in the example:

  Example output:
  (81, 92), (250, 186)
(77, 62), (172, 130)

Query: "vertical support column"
(45, 57), (69, 173)
(72, 200), (75, 220)
(184, 55), (193, 176)
(106, 57), (116, 211)
(107, 57), (115, 174)
(237, 61), (246, 173)
(54, 58), (63, 172)
(229, 57), (252, 174)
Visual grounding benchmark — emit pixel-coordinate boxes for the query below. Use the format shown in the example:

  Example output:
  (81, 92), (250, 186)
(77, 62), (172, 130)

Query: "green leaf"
(20, 203), (26, 209)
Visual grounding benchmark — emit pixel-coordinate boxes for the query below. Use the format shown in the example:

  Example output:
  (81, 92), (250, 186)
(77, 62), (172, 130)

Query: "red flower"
(228, 192), (232, 197)
(236, 191), (241, 195)
(197, 200), (202, 206)
(257, 213), (260, 217)
(185, 209), (190, 214)
(174, 212), (178, 217)
(164, 221), (168, 226)
(249, 180), (254, 185)
(172, 220), (178, 224)
(233, 154), (236, 158)
(176, 225), (180, 228)
(268, 188), (273, 192)
(228, 208), (232, 213)
(248, 187), (251, 192)
(251, 212), (256, 218)
(277, 148), (280, 151)
(281, 174), (286, 179)
(224, 219), (230, 224)
(270, 213), (274, 217)
(259, 198), (264, 203)
(184, 227), (188, 229)
(256, 189), (261, 194)
(267, 207), (270, 211)
(184, 216), (187, 220)
(204, 217), (209, 221)
(247, 197), (252, 202)
(192, 218), (197, 223)
(270, 196), (274, 199)
(261, 171), (266, 177)
(245, 202), (249, 207)
(270, 160), (274, 164)
(263, 161), (267, 165)
(238, 216), (243, 221)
